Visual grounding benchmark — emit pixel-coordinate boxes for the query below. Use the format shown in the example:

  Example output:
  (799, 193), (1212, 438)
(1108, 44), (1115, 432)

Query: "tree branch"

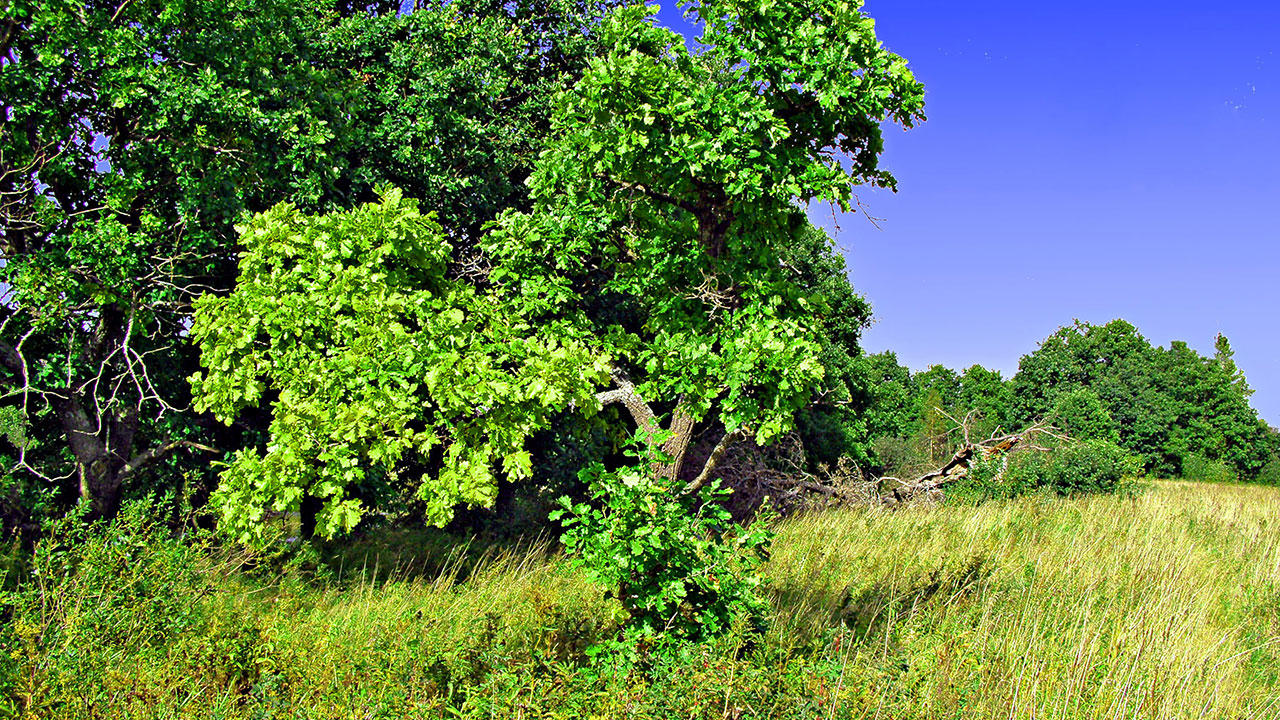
(594, 367), (656, 432)
(119, 439), (219, 480)
(682, 427), (750, 496)
(598, 175), (701, 216)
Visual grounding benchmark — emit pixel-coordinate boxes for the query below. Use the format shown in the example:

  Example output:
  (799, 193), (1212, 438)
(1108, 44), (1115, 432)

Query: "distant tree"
(857, 352), (917, 441)
(957, 365), (1012, 438)
(908, 366), (959, 463)
(1050, 388), (1119, 443)
(1010, 320), (1270, 478)
(1155, 339), (1270, 478)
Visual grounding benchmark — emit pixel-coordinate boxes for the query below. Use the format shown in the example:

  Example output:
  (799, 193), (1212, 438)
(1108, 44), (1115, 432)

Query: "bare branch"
(682, 427), (750, 496)
(119, 439), (219, 480)
(598, 175), (701, 216)
(595, 367), (657, 432)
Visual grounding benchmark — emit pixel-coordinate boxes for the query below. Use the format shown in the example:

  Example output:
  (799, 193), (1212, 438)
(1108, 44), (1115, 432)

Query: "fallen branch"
(879, 419), (1066, 505)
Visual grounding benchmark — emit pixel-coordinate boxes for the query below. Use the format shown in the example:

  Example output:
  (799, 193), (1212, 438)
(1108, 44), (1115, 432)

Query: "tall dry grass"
(766, 480), (1280, 718)
(4, 480), (1277, 718)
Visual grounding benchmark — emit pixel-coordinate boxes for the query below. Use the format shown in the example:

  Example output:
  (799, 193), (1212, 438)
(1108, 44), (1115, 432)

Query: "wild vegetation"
(2, 0), (1278, 716)
(3, 481), (1278, 718)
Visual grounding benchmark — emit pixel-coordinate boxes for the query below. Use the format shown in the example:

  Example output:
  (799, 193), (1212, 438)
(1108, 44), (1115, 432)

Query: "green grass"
(3, 480), (1279, 718)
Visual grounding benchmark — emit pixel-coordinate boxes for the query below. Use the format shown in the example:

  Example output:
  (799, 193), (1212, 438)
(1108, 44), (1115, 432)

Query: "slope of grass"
(2, 481), (1277, 718)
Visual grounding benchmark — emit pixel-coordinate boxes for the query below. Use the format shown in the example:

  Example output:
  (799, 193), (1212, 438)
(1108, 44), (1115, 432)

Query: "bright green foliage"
(1050, 388), (1119, 443)
(957, 365), (1013, 437)
(487, 0), (925, 448)
(190, 192), (608, 542)
(552, 462), (773, 643)
(0, 0), (627, 530)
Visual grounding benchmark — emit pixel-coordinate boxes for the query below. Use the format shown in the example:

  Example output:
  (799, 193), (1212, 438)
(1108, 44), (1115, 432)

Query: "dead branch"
(879, 417), (1068, 506)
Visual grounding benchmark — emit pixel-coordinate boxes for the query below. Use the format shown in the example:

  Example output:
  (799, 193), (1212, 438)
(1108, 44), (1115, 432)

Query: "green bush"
(553, 463), (774, 646)
(1049, 388), (1120, 443)
(1181, 453), (1237, 484)
(954, 440), (1142, 501)
(1257, 457), (1280, 486)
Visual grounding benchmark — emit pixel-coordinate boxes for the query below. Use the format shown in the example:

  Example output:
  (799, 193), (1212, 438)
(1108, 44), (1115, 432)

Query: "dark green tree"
(1010, 320), (1270, 478)
(780, 224), (875, 469)
(0, 0), (623, 530)
(0, 0), (355, 522)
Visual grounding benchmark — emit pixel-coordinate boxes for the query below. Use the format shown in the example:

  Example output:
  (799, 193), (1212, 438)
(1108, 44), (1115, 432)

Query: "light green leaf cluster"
(190, 191), (609, 543)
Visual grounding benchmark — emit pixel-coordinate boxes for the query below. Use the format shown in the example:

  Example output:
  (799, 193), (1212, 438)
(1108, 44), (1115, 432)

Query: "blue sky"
(657, 1), (1280, 424)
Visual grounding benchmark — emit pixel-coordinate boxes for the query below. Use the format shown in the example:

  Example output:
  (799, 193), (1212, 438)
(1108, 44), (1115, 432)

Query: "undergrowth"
(1, 481), (1277, 718)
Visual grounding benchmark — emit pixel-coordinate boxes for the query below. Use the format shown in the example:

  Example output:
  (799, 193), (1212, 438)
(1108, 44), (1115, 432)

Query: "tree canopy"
(191, 0), (925, 536)
(0, 0), (626, 531)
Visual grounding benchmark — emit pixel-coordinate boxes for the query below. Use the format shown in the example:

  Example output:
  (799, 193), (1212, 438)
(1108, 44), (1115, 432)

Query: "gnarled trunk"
(595, 368), (747, 494)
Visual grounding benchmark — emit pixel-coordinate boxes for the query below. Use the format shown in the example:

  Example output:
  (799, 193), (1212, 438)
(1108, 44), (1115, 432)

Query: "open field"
(4, 480), (1278, 719)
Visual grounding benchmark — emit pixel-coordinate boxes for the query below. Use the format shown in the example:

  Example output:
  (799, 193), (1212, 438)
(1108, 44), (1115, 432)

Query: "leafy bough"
(190, 190), (609, 542)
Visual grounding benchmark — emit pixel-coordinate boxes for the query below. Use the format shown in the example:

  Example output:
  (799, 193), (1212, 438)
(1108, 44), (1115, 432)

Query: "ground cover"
(3, 480), (1277, 719)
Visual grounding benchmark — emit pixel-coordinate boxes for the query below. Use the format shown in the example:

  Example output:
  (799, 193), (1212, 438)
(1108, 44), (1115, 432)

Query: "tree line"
(848, 321), (1278, 486)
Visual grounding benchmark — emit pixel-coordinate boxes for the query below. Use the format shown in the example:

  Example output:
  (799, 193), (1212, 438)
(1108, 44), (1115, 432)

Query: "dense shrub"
(1181, 454), (1238, 484)
(1257, 457), (1280, 486)
(954, 440), (1142, 501)
(553, 463), (774, 645)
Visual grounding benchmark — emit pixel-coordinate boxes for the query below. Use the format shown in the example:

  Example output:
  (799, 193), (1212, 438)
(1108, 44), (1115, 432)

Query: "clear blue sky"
(657, 1), (1280, 424)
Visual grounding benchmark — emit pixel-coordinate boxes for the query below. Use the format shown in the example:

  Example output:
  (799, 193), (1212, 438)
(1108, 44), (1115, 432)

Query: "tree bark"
(595, 369), (747, 492)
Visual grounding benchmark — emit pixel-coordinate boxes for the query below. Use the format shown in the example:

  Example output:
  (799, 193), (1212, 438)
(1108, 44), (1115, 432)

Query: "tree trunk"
(78, 457), (125, 520)
(50, 393), (129, 521)
(595, 369), (747, 494)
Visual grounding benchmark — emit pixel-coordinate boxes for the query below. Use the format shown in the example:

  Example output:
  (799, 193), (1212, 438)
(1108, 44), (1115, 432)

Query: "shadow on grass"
(767, 552), (994, 649)
(310, 523), (559, 586)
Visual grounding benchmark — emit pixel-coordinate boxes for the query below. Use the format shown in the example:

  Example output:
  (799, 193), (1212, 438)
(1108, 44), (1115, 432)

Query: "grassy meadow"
(3, 480), (1278, 719)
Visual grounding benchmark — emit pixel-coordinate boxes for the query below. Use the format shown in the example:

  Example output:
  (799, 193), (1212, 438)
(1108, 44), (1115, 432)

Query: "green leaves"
(190, 192), (608, 544)
(488, 0), (923, 446)
(556, 461), (774, 643)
